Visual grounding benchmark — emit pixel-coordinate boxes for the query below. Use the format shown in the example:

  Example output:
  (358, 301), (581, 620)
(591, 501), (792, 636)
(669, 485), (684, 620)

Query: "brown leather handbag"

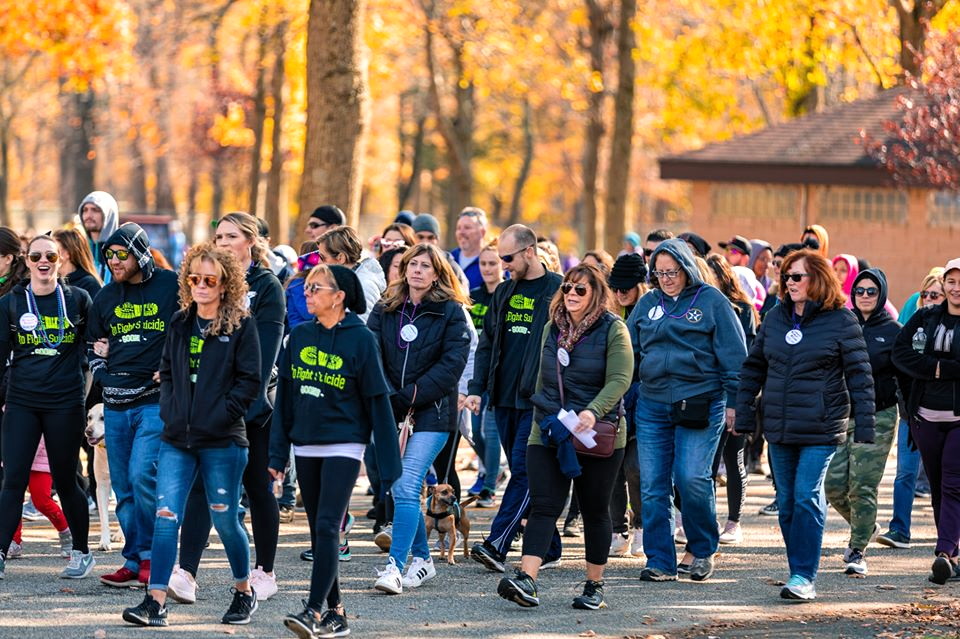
(556, 365), (622, 458)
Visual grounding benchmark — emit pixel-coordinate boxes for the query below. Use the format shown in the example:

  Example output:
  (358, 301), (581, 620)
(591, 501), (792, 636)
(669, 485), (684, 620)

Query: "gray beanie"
(412, 213), (441, 238)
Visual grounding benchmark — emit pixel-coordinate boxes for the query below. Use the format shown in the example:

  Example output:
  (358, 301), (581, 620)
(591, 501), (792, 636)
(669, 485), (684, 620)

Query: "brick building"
(658, 87), (960, 307)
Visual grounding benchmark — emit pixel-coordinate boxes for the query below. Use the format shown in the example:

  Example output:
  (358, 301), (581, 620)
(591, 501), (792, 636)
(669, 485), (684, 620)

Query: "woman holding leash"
(497, 263), (632, 609)
(366, 243), (471, 595)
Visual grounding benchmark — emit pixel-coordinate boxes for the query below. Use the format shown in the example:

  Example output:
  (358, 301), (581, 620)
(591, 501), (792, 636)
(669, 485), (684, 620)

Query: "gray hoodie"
(79, 191), (120, 283)
(353, 257), (386, 324)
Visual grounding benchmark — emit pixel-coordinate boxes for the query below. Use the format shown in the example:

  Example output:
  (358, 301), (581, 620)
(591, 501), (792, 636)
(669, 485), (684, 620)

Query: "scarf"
(552, 305), (604, 352)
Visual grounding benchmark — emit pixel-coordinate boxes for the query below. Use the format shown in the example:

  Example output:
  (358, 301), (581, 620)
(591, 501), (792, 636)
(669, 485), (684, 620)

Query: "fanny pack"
(670, 391), (716, 430)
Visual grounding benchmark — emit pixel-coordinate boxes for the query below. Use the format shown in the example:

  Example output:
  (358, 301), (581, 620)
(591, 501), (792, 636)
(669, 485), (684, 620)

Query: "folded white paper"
(558, 409), (596, 449)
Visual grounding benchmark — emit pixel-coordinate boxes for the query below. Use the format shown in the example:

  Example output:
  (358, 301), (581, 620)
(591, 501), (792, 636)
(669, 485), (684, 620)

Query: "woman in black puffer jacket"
(736, 249), (875, 602)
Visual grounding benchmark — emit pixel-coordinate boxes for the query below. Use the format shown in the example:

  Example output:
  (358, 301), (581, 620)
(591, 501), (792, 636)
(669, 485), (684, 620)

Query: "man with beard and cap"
(305, 205), (346, 242)
(78, 191), (120, 283)
(87, 223), (181, 588)
(678, 232), (711, 259)
(718, 235), (751, 267)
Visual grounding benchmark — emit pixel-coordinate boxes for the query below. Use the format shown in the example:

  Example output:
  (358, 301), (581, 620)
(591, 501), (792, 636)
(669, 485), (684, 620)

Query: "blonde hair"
(917, 272), (945, 310)
(380, 244), (470, 312)
(217, 212), (270, 267)
(179, 243), (250, 336)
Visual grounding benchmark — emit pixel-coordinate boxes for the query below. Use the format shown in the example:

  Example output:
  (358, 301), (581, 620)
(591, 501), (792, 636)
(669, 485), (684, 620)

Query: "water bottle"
(912, 327), (927, 353)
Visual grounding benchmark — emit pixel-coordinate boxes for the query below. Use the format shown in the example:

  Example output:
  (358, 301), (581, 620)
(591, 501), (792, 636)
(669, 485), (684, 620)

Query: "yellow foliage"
(209, 103), (255, 148)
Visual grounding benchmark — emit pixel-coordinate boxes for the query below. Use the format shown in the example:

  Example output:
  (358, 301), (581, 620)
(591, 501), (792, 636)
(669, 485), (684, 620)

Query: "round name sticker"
(557, 347), (570, 367)
(785, 329), (803, 345)
(19, 312), (38, 331)
(400, 324), (419, 343)
(648, 306), (664, 321)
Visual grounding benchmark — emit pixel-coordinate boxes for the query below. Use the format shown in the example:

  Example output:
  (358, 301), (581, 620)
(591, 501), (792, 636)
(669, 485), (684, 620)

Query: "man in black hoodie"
(87, 223), (180, 588)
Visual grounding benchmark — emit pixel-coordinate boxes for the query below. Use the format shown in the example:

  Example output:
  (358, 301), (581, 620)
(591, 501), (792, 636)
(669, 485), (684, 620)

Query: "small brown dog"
(424, 483), (477, 564)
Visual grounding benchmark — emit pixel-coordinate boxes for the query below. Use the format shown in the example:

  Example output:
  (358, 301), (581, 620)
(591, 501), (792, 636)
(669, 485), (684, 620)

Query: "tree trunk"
(0, 125), (9, 227)
(603, 0), (636, 253)
(297, 0), (370, 238)
(247, 9), (270, 217)
(58, 87), (97, 222)
(265, 21), (288, 244)
(130, 131), (149, 211)
(186, 158), (199, 244)
(581, 0), (612, 250)
(397, 114), (426, 212)
(211, 159), (224, 221)
(891, 0), (947, 79)
(508, 99), (534, 226)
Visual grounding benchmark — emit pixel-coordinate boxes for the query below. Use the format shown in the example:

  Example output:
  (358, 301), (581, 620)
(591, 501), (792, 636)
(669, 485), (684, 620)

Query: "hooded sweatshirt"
(353, 257), (386, 323)
(626, 238), (747, 406)
(748, 240), (773, 291)
(850, 269), (902, 413)
(78, 191), (119, 284)
(245, 264), (286, 426)
(833, 254), (860, 309)
(88, 223), (180, 409)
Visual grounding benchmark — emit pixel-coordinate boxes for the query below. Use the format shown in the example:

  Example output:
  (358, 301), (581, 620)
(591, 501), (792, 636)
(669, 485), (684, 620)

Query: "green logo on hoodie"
(299, 346), (343, 370)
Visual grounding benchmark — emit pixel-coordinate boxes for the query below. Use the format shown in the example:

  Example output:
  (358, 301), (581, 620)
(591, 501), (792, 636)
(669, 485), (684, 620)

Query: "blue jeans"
(486, 407), (562, 561)
(104, 403), (163, 572)
(390, 431), (450, 570)
(888, 418), (920, 539)
(279, 447), (297, 509)
(470, 396), (501, 493)
(768, 442), (837, 582)
(149, 442), (250, 590)
(636, 393), (724, 572)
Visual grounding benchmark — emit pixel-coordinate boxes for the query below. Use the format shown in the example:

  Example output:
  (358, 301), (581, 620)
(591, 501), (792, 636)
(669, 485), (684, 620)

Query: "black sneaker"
(640, 567), (678, 582)
(572, 580), (607, 610)
(930, 554), (955, 585)
(300, 548), (314, 562)
(122, 593), (169, 627)
(470, 543), (506, 573)
(284, 601), (335, 638)
(316, 608), (350, 637)
(222, 588), (258, 625)
(497, 570), (539, 607)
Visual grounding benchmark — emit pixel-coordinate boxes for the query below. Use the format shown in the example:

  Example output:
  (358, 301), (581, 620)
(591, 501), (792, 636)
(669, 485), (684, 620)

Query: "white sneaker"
(609, 533), (629, 556)
(249, 566), (278, 601)
(401, 556), (436, 588)
(6, 541), (22, 559)
(718, 521), (743, 545)
(629, 529), (644, 557)
(540, 558), (562, 570)
(58, 529), (73, 558)
(167, 565), (198, 604)
(374, 557), (403, 595)
(374, 524), (393, 553)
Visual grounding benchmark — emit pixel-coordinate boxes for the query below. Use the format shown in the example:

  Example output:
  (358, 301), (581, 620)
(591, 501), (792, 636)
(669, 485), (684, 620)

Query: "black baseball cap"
(718, 235), (751, 256)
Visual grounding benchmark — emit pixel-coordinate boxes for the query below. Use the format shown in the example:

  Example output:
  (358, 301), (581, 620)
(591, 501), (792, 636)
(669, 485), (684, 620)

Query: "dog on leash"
(424, 483), (477, 564)
(84, 403), (123, 551)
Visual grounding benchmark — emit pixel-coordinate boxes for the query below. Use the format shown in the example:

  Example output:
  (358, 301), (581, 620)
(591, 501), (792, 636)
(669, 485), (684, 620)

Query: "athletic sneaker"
(540, 558), (562, 570)
(572, 579), (607, 610)
(609, 533), (629, 556)
(563, 518), (581, 538)
(374, 557), (403, 594)
(640, 567), (677, 582)
(844, 549), (867, 576)
(930, 553), (955, 585)
(61, 550), (95, 579)
(718, 521), (743, 545)
(59, 529), (73, 558)
(122, 593), (169, 627)
(476, 489), (496, 508)
(497, 570), (539, 607)
(374, 524), (393, 553)
(468, 474), (486, 496)
(876, 530), (911, 549)
(0, 552), (5, 579)
(402, 556), (436, 588)
(6, 541), (22, 559)
(316, 608), (350, 638)
(338, 541), (352, 562)
(471, 543), (506, 573)
(677, 561), (691, 575)
(629, 529), (644, 557)
(283, 602), (325, 639)
(222, 587), (258, 624)
(167, 565), (197, 604)
(279, 505), (295, 524)
(690, 555), (715, 581)
(759, 500), (779, 516)
(780, 575), (816, 601)
(21, 501), (43, 522)
(100, 566), (141, 588)
(249, 566), (278, 601)
(343, 512), (355, 534)
(300, 548), (314, 562)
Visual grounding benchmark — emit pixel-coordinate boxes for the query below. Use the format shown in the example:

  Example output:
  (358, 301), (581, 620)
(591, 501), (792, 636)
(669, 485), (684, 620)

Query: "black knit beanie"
(328, 265), (367, 315)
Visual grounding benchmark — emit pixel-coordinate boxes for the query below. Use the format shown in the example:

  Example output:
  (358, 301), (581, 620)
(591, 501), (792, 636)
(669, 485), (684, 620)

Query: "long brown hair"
(0, 227), (27, 296)
(53, 228), (103, 285)
(706, 254), (758, 324)
(380, 244), (470, 312)
(548, 263), (614, 322)
(778, 249), (846, 311)
(178, 243), (250, 336)
(217, 212), (270, 267)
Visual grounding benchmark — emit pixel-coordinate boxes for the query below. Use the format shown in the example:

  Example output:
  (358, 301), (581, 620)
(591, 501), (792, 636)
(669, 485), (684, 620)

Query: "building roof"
(659, 87), (915, 186)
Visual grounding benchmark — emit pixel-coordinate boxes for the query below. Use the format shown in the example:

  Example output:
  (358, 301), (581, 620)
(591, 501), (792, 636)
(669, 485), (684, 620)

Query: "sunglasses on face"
(782, 273), (810, 283)
(921, 291), (944, 300)
(613, 287), (634, 295)
(28, 251), (59, 263)
(652, 269), (681, 280)
(103, 248), (130, 261)
(772, 259), (783, 268)
(304, 282), (337, 295)
(187, 273), (220, 288)
(499, 245), (530, 264)
(297, 251), (321, 272)
(854, 286), (879, 297)
(561, 282), (588, 296)
(307, 221), (329, 230)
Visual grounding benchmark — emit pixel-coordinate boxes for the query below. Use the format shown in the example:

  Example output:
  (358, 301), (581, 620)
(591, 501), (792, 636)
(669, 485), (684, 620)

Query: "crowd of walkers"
(0, 198), (957, 636)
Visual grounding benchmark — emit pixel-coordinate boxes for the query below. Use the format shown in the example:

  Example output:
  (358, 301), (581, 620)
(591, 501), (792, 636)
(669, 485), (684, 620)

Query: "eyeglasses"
(652, 269), (682, 280)
(103, 248), (130, 261)
(307, 221), (329, 230)
(921, 291), (944, 300)
(499, 245), (531, 264)
(305, 283), (337, 295)
(772, 259), (783, 268)
(187, 273), (220, 288)
(613, 287), (634, 295)
(297, 251), (321, 272)
(28, 251), (59, 263)
(561, 282), (588, 296)
(782, 273), (811, 283)
(854, 286), (879, 297)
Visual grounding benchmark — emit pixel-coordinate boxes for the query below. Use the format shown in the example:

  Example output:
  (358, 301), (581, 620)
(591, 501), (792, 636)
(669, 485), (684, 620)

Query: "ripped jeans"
(147, 441), (250, 591)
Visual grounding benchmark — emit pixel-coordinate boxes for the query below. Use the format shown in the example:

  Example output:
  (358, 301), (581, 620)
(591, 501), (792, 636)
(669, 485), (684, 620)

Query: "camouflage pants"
(824, 406), (898, 551)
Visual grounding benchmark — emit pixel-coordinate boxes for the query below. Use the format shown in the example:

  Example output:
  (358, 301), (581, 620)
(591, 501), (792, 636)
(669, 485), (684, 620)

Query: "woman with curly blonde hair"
(122, 243), (262, 628)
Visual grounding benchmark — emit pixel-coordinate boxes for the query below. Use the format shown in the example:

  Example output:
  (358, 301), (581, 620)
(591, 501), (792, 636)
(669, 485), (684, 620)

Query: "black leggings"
(524, 445), (624, 565)
(179, 417), (280, 574)
(432, 430), (461, 499)
(610, 437), (642, 533)
(0, 404), (89, 554)
(712, 430), (748, 522)
(297, 455), (360, 611)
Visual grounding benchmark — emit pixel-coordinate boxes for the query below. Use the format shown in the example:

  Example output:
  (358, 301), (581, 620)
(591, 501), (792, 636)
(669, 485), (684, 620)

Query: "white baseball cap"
(945, 258), (960, 276)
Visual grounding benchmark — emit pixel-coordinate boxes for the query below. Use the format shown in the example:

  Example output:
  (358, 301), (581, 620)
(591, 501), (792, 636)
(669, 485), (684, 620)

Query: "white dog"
(84, 403), (123, 551)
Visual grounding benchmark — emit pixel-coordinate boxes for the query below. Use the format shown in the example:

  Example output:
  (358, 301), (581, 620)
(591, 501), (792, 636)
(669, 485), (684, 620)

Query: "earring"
(432, 280), (439, 288)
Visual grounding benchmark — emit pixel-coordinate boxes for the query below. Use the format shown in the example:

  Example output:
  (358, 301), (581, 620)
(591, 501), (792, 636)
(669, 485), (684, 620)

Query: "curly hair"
(216, 212), (270, 267)
(179, 243), (250, 336)
(380, 244), (470, 312)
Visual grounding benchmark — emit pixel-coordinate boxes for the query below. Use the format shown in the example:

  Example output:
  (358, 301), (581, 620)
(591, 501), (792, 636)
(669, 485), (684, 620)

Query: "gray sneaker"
(780, 574), (816, 600)
(689, 555), (714, 581)
(59, 529), (73, 558)
(0, 551), (5, 579)
(60, 550), (95, 579)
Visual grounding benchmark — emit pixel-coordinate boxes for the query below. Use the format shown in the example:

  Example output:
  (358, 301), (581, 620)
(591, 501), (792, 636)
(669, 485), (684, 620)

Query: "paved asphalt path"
(0, 450), (951, 639)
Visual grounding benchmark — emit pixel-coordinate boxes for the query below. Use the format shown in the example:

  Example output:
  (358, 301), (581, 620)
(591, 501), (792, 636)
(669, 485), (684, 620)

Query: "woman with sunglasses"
(287, 241), (320, 330)
(121, 244), (261, 627)
(736, 249), (875, 601)
(625, 239), (746, 584)
(822, 268), (900, 577)
(169, 212), (286, 604)
(497, 264), (632, 609)
(0, 235), (95, 581)
(269, 264), (400, 638)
